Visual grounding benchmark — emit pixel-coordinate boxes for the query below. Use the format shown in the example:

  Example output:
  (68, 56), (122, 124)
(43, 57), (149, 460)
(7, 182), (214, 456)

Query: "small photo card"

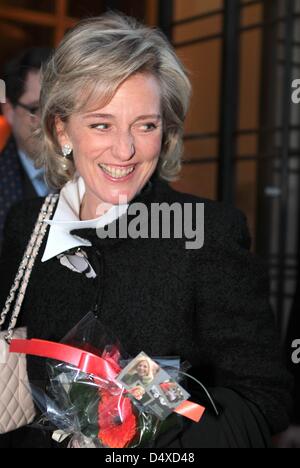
(117, 352), (190, 420)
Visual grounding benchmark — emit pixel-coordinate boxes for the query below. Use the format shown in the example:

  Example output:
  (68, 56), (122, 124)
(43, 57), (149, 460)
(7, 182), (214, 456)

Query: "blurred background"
(0, 0), (300, 441)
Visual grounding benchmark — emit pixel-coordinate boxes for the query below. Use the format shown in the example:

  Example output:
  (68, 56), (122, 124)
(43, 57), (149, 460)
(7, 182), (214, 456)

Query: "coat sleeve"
(0, 199), (43, 319)
(0, 200), (50, 448)
(194, 205), (293, 435)
(0, 205), (29, 448)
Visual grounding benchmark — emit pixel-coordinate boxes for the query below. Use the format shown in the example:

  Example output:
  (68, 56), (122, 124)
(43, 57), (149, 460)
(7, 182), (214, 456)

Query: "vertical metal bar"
(159, 0), (173, 40)
(217, 0), (240, 203)
(277, 0), (295, 332)
(256, 0), (279, 258)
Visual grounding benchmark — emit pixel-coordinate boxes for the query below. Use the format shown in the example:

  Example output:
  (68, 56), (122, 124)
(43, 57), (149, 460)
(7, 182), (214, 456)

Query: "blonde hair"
(129, 357), (158, 379)
(37, 11), (192, 189)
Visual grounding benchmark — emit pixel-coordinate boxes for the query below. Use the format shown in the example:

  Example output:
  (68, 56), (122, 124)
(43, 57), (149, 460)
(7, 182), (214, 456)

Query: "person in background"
(0, 47), (53, 248)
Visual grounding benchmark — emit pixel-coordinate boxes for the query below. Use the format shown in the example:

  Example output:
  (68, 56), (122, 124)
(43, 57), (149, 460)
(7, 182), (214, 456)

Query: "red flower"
(98, 389), (138, 448)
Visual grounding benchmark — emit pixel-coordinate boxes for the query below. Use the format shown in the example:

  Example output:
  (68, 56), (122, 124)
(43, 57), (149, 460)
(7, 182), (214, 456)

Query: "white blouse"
(41, 176), (129, 263)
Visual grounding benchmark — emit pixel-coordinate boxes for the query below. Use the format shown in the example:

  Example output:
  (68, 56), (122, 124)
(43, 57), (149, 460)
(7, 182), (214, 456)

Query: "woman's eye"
(90, 123), (110, 131)
(141, 123), (157, 132)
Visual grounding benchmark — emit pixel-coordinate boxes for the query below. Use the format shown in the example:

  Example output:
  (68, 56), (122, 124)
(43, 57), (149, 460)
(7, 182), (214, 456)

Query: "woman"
(122, 357), (157, 387)
(0, 12), (292, 448)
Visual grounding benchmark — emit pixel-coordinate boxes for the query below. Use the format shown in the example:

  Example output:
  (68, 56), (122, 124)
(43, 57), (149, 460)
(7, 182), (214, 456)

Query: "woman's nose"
(112, 133), (136, 161)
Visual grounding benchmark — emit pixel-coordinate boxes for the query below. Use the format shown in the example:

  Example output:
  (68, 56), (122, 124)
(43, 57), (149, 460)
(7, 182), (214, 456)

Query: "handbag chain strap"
(0, 194), (58, 342)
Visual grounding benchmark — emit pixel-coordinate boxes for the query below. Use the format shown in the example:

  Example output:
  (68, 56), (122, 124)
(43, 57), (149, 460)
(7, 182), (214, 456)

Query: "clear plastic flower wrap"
(10, 312), (211, 448)
(34, 362), (163, 448)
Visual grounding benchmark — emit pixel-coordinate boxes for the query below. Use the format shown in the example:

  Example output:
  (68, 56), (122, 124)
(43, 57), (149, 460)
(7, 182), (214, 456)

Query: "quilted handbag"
(0, 194), (58, 434)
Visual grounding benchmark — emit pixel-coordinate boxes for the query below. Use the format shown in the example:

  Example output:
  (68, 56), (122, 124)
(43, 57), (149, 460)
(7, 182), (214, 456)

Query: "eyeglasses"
(16, 102), (40, 119)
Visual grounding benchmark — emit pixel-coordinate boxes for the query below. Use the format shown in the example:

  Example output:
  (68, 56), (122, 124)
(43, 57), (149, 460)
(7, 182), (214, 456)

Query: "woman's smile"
(98, 163), (136, 181)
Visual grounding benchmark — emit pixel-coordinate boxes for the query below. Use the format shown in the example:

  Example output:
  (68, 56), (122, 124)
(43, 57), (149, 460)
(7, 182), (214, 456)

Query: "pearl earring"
(61, 144), (72, 171)
(62, 144), (72, 157)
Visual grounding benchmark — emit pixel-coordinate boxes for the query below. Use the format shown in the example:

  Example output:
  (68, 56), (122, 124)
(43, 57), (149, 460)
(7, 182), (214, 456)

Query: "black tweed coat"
(0, 175), (292, 448)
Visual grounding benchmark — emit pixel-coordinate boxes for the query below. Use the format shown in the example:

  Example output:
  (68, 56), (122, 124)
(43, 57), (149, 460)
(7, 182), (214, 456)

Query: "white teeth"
(99, 164), (135, 179)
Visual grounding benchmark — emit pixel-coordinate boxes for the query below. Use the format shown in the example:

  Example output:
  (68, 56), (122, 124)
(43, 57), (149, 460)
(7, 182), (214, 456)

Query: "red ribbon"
(10, 339), (205, 423)
(10, 339), (118, 381)
(174, 401), (205, 423)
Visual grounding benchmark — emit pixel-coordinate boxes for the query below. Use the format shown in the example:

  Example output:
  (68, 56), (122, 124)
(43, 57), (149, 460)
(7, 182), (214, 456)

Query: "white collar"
(41, 176), (129, 262)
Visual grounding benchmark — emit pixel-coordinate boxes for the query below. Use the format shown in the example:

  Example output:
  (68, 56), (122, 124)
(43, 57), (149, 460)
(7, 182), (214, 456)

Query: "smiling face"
(136, 360), (149, 377)
(56, 73), (163, 220)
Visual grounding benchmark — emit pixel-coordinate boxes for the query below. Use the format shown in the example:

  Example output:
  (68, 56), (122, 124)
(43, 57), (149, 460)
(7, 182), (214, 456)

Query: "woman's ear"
(55, 115), (69, 147)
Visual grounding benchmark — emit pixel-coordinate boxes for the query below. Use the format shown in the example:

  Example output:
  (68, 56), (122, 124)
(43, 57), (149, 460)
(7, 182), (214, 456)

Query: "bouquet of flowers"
(10, 312), (207, 448)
